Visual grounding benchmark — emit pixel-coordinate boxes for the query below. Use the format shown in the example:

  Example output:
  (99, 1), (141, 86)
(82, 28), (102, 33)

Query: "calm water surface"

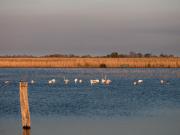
(0, 68), (180, 135)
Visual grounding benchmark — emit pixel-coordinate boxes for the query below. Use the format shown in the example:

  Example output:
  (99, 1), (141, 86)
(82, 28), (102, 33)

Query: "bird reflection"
(23, 129), (30, 135)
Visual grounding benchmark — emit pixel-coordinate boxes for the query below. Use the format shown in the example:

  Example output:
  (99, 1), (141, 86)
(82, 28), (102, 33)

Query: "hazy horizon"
(0, 0), (180, 56)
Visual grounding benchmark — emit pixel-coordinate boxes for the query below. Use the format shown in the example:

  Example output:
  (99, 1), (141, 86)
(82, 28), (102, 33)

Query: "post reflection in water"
(23, 129), (31, 135)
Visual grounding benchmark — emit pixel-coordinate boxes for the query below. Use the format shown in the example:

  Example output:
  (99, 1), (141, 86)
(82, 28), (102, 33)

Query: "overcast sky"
(0, 0), (180, 56)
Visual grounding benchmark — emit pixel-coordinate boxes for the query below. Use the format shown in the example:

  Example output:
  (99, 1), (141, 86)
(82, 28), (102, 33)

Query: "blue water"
(0, 68), (180, 120)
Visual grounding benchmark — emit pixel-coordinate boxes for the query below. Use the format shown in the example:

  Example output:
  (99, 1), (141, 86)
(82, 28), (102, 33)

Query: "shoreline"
(0, 57), (180, 68)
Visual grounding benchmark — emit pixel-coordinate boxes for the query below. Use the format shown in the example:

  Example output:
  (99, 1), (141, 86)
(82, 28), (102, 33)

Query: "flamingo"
(160, 80), (169, 85)
(133, 81), (137, 85)
(74, 78), (78, 84)
(90, 79), (100, 85)
(138, 80), (143, 83)
(64, 76), (69, 84)
(48, 78), (56, 84)
(101, 75), (112, 85)
(101, 74), (106, 84)
(51, 79), (56, 83)
(133, 80), (143, 85)
(31, 80), (35, 84)
(48, 80), (53, 84)
(104, 79), (112, 85)
(4, 81), (10, 84)
(79, 79), (83, 83)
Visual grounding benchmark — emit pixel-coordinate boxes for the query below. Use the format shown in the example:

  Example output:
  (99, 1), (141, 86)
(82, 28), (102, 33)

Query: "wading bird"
(31, 80), (35, 84)
(64, 77), (69, 84)
(48, 79), (56, 84)
(90, 79), (100, 85)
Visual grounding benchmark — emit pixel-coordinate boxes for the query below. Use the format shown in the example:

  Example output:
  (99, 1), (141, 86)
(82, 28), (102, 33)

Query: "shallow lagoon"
(0, 68), (180, 135)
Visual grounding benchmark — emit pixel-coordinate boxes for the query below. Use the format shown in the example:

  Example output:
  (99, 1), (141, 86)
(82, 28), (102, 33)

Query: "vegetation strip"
(0, 58), (180, 68)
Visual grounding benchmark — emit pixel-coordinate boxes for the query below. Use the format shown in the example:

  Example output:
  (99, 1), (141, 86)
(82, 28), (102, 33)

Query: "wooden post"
(19, 82), (31, 129)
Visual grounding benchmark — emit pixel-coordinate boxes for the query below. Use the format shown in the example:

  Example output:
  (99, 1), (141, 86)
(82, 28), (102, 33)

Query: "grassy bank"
(0, 58), (180, 68)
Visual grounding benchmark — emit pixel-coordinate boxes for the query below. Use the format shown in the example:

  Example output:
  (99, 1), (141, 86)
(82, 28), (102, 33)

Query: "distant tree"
(118, 54), (127, 58)
(169, 54), (174, 57)
(68, 54), (79, 58)
(81, 55), (92, 58)
(109, 52), (119, 58)
(144, 53), (152, 58)
(129, 51), (137, 57)
(0, 52), (178, 58)
(136, 53), (143, 58)
(159, 53), (168, 57)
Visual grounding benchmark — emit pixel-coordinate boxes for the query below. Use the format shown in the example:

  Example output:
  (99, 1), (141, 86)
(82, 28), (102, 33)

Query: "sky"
(0, 0), (180, 56)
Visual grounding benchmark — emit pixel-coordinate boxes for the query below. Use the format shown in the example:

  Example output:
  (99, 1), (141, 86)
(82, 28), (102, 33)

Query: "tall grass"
(0, 58), (179, 68)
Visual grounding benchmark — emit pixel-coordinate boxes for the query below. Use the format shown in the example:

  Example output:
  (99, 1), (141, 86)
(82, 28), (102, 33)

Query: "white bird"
(51, 79), (56, 83)
(48, 79), (56, 84)
(101, 75), (111, 85)
(133, 80), (143, 86)
(101, 79), (106, 84)
(104, 79), (112, 85)
(101, 75), (106, 84)
(160, 80), (169, 85)
(160, 80), (164, 84)
(138, 80), (143, 83)
(74, 78), (78, 84)
(48, 80), (53, 84)
(90, 79), (100, 85)
(31, 80), (35, 84)
(64, 77), (69, 84)
(4, 81), (10, 84)
(79, 79), (83, 83)
(133, 81), (137, 85)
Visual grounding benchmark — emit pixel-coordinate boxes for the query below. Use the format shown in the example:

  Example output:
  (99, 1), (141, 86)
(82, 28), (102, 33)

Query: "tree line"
(105, 52), (176, 58)
(0, 52), (177, 58)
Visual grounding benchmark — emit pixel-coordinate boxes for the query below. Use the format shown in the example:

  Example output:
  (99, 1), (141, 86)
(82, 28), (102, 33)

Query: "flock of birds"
(2, 75), (112, 85)
(47, 75), (112, 85)
(2, 75), (170, 86)
(133, 79), (170, 86)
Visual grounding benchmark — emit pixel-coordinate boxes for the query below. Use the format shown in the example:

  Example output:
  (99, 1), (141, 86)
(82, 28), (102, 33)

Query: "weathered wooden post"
(19, 81), (31, 129)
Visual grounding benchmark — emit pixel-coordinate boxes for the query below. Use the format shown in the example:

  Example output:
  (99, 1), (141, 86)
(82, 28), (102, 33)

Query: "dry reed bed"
(0, 58), (180, 68)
